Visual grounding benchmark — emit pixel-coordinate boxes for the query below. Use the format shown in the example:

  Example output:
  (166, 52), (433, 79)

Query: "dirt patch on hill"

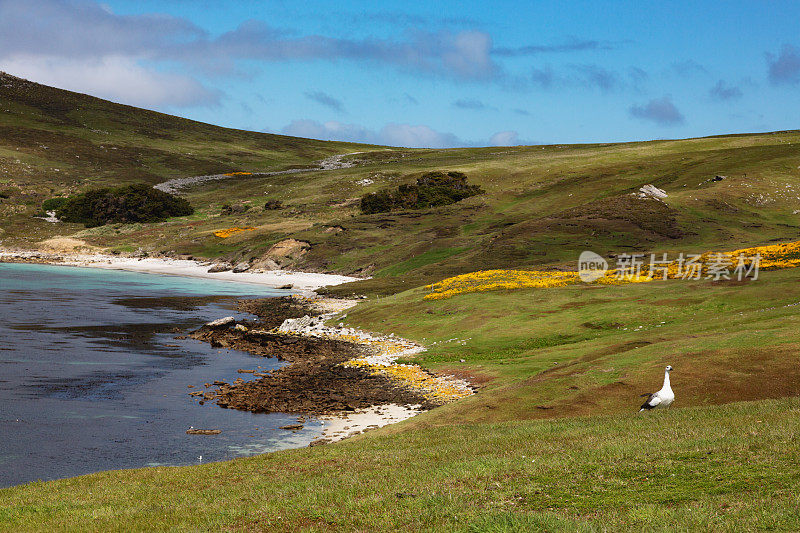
(251, 239), (310, 269)
(555, 195), (684, 239)
(37, 237), (97, 253)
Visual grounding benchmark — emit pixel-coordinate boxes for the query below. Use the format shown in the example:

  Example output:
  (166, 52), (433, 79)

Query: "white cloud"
(281, 120), (374, 142)
(767, 44), (800, 85)
(379, 123), (461, 148)
(629, 95), (685, 126)
(0, 55), (220, 108)
(438, 30), (496, 80)
(0, 1), (501, 82)
(280, 119), (528, 148)
(281, 119), (462, 148)
(489, 131), (521, 146)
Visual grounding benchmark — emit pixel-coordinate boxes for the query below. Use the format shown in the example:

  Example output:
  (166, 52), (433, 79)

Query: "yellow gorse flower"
(342, 359), (473, 404)
(641, 240), (800, 279)
(222, 171), (253, 176)
(213, 227), (255, 238)
(423, 240), (800, 300)
(424, 269), (650, 300)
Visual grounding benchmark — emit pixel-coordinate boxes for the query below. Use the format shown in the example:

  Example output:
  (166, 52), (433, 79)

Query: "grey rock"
(636, 184), (668, 199)
(232, 262), (250, 273)
(263, 259), (281, 270)
(208, 263), (232, 273)
(205, 316), (235, 328)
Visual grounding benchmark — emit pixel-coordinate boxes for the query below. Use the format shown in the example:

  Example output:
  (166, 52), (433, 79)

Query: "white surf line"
(0, 250), (359, 291)
(153, 152), (365, 194)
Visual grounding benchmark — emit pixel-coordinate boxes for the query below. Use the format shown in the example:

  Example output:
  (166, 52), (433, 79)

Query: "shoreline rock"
(189, 297), (473, 429)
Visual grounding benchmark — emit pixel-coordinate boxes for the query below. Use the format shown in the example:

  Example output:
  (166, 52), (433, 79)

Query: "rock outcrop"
(232, 262), (250, 273)
(251, 239), (310, 270)
(634, 184), (668, 200)
(207, 262), (232, 273)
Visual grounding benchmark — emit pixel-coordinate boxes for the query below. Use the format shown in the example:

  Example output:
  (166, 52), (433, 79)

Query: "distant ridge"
(0, 70), (372, 187)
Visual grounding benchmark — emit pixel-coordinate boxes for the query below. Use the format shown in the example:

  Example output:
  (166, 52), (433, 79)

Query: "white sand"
(318, 404), (422, 443)
(0, 250), (359, 291)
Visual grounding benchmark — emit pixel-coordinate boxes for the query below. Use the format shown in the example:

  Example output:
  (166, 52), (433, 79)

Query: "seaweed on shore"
(190, 297), (435, 415)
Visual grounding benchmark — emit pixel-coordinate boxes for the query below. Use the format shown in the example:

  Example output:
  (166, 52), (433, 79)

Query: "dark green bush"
(42, 197), (68, 211)
(360, 190), (395, 214)
(55, 183), (193, 227)
(360, 171), (483, 214)
(264, 199), (283, 210)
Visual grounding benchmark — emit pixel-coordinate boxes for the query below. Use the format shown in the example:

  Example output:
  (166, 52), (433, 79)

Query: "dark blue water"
(0, 262), (322, 487)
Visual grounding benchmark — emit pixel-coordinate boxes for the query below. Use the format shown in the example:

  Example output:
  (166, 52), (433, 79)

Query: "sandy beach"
(0, 249), (359, 291)
(317, 404), (422, 443)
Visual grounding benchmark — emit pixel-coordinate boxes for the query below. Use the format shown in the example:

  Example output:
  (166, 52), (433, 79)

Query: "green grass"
(377, 246), (468, 277)
(340, 268), (800, 425)
(2, 399), (799, 531)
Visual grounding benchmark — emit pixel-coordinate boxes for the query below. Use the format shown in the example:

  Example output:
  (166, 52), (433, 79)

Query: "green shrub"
(360, 171), (483, 214)
(42, 197), (68, 211)
(55, 183), (193, 227)
(360, 190), (395, 214)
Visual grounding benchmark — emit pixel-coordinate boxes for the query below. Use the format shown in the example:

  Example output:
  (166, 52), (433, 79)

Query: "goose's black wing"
(639, 392), (660, 410)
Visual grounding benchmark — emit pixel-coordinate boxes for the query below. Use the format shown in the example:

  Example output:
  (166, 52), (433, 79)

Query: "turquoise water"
(0, 262), (322, 487)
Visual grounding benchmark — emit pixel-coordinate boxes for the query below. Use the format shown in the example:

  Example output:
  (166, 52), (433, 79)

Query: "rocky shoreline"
(188, 296), (473, 444)
(4, 250), (472, 444)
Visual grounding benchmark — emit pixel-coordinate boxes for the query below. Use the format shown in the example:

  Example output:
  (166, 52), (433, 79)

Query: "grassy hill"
(2, 77), (800, 530)
(0, 71), (369, 247)
(3, 73), (800, 293)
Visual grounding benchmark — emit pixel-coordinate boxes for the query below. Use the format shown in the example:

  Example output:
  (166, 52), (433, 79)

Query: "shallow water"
(0, 262), (322, 487)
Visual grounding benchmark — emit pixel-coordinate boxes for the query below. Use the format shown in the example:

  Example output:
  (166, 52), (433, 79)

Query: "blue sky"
(2, 0), (800, 147)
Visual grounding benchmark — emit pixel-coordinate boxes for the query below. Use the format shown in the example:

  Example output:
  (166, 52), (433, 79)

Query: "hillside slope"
(0, 71), (366, 185)
(0, 72), (370, 246)
(2, 74), (800, 294)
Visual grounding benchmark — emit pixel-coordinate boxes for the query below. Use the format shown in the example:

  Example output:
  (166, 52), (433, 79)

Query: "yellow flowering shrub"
(222, 171), (253, 176)
(424, 240), (800, 300)
(424, 269), (651, 300)
(213, 227), (255, 238)
(642, 240), (800, 279)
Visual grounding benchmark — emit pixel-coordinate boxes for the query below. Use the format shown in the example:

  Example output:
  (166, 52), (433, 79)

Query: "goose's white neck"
(662, 370), (671, 390)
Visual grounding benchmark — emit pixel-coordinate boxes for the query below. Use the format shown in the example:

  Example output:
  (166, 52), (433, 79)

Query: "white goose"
(639, 365), (674, 412)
